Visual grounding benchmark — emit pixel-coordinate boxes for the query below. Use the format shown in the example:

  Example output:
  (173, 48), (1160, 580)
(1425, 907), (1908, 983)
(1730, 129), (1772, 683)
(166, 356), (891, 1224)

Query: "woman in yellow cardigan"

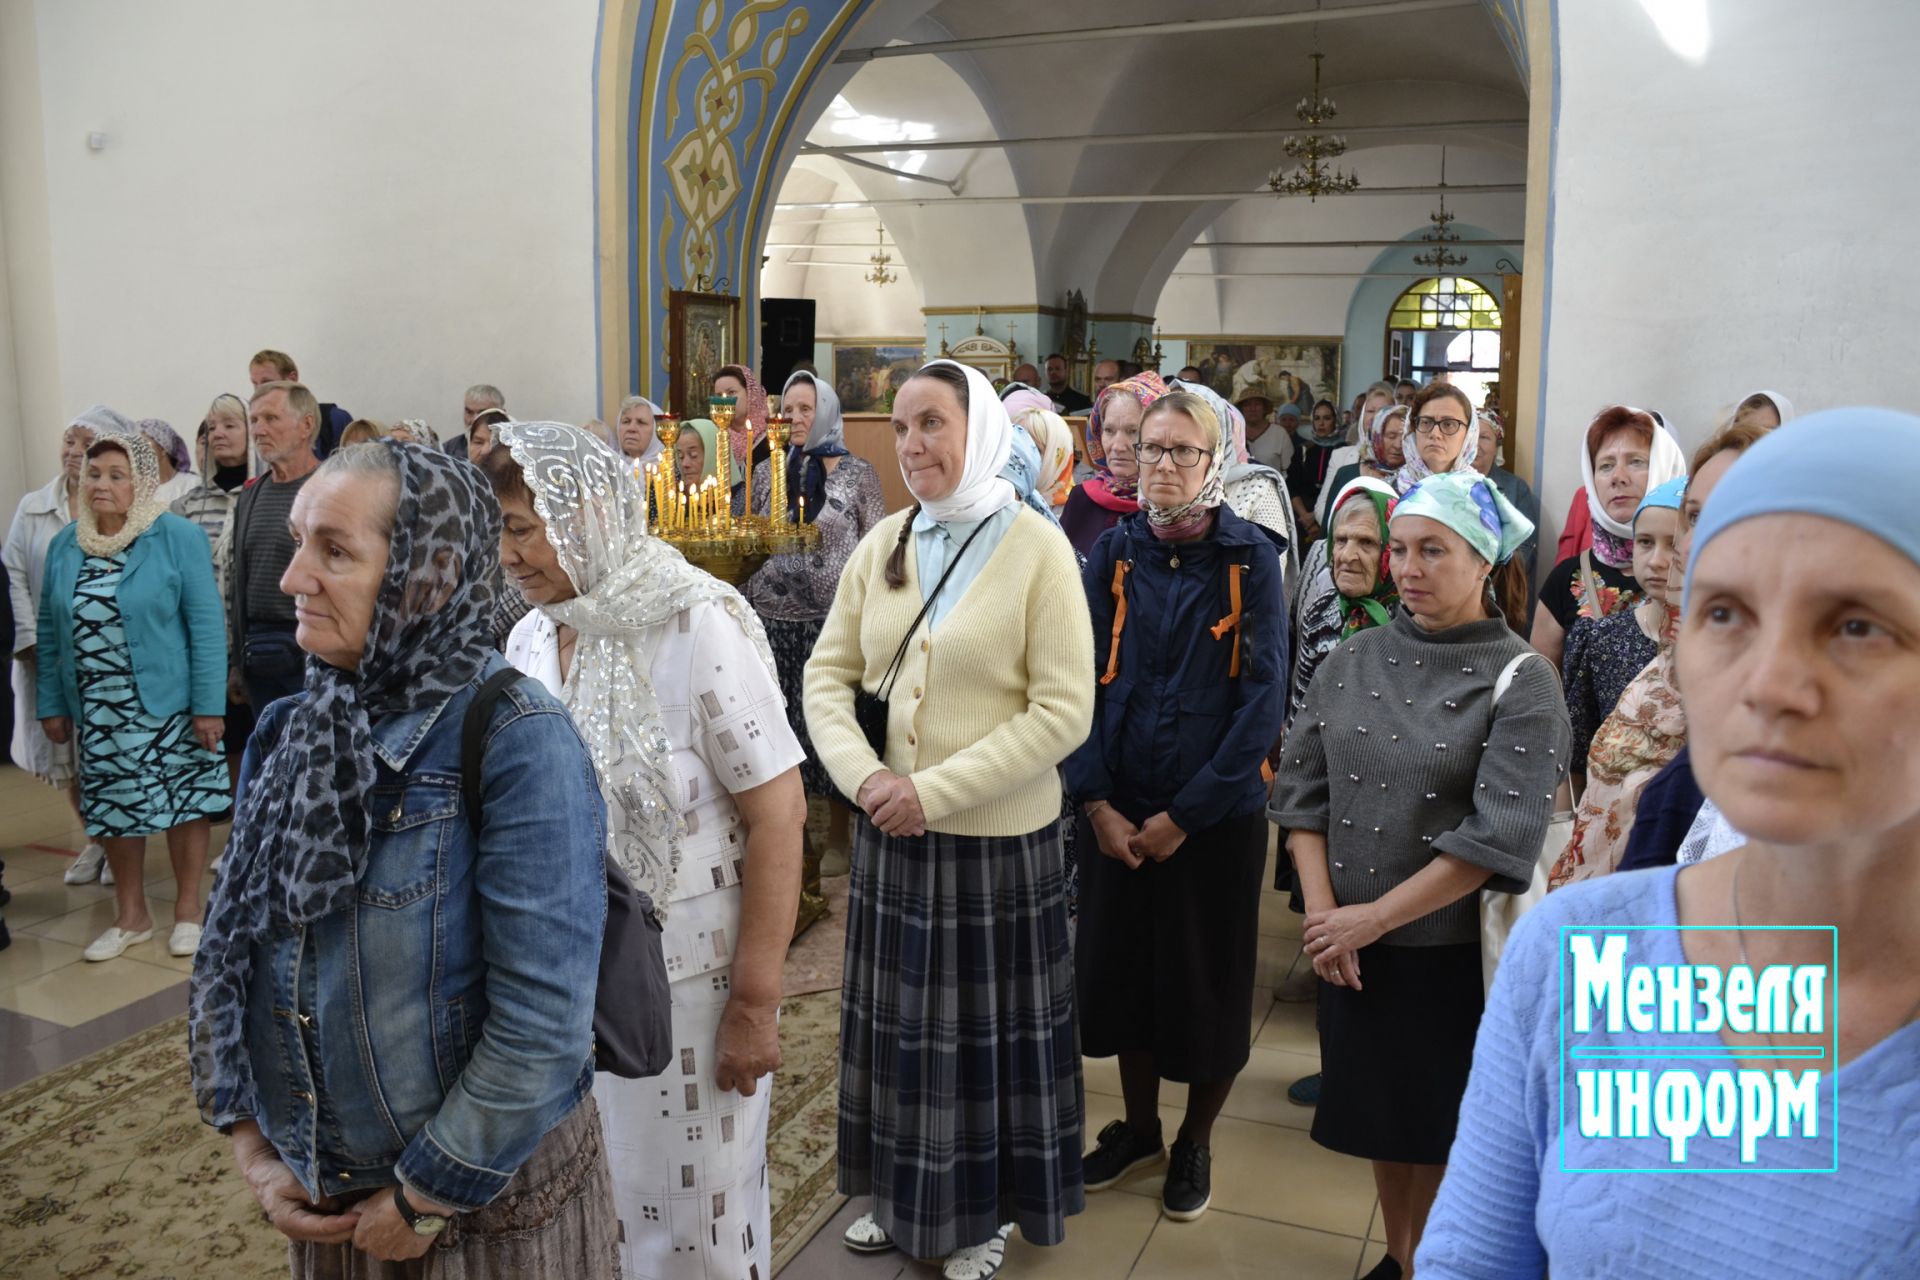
(805, 359), (1094, 1280)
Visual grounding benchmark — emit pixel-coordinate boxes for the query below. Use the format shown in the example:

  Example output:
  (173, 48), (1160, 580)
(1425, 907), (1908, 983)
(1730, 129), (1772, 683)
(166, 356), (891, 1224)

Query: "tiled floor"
(781, 835), (1395, 1280)
(2, 765), (1385, 1277)
(0, 764), (217, 1089)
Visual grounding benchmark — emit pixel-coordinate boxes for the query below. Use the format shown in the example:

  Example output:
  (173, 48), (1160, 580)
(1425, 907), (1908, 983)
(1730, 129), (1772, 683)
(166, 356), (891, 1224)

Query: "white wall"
(1535, 0), (1920, 537)
(1, 0), (599, 497)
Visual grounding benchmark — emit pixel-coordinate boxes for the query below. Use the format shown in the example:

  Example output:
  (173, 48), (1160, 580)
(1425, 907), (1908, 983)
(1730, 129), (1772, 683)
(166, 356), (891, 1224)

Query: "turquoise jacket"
(37, 512), (229, 721)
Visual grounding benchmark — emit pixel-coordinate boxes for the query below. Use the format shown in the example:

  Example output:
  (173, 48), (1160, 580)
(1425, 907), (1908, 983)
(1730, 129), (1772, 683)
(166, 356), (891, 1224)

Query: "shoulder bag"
(462, 667), (672, 1079)
(853, 516), (995, 756)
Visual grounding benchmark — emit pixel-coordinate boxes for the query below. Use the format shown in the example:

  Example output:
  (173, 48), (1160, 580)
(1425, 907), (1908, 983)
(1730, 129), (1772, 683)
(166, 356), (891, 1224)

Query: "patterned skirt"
(763, 616), (832, 798)
(838, 817), (1085, 1259)
(71, 555), (227, 837)
(289, 1095), (620, 1279)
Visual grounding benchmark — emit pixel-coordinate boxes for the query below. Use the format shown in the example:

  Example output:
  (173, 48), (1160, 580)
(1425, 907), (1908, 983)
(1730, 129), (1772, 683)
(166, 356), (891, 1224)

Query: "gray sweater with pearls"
(1269, 611), (1571, 947)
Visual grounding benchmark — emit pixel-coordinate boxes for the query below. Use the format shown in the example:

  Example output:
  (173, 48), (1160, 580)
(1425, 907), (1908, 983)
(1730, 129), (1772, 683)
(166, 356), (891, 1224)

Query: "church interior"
(1, 1), (1915, 1278)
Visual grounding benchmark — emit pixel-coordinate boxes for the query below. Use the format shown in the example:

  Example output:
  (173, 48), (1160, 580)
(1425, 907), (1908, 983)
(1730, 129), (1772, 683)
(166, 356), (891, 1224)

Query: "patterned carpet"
(0, 990), (842, 1279)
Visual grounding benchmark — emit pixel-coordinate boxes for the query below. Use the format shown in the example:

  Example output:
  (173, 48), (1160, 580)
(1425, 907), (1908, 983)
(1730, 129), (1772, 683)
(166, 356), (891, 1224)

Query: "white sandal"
(942, 1223), (1014, 1280)
(842, 1212), (895, 1254)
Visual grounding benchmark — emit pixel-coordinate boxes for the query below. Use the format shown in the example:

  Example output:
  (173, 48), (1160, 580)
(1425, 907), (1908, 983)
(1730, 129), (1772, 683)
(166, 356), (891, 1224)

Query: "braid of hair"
(885, 504), (921, 588)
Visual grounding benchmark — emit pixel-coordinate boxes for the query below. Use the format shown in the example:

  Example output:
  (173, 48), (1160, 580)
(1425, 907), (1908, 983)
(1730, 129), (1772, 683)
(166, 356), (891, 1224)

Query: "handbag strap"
(875, 514), (997, 702)
(1578, 549), (1603, 620)
(1491, 650), (1548, 707)
(462, 667), (527, 836)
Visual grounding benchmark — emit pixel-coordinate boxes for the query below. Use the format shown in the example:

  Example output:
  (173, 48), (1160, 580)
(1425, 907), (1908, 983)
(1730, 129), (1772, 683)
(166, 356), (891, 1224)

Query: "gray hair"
(314, 442), (402, 537)
(464, 384), (505, 409)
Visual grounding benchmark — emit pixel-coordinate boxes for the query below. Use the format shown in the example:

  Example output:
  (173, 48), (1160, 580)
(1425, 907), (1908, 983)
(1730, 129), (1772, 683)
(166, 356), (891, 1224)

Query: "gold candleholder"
(767, 416), (791, 525)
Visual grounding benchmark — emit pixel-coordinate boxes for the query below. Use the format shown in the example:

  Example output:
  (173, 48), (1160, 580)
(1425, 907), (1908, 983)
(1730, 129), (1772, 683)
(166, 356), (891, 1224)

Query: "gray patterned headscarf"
(189, 440), (503, 1123)
(497, 421), (778, 916)
(136, 417), (193, 475)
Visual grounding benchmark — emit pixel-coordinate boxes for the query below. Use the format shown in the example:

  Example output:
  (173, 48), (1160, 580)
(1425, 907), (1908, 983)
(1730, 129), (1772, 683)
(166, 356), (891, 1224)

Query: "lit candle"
(798, 494), (805, 525)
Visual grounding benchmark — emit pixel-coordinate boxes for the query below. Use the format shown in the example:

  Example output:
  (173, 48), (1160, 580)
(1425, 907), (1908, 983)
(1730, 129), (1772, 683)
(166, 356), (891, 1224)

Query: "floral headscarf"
(1324, 476), (1401, 635)
(191, 440), (502, 1124)
(1142, 390), (1232, 541)
(1012, 405), (1075, 508)
(713, 364), (769, 466)
(75, 425), (168, 557)
(495, 421), (777, 914)
(1083, 372), (1168, 512)
(1393, 470), (1535, 566)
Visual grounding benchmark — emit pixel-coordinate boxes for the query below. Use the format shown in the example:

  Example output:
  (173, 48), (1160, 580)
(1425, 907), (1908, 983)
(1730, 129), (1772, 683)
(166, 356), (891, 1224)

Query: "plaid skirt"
(838, 817), (1085, 1259)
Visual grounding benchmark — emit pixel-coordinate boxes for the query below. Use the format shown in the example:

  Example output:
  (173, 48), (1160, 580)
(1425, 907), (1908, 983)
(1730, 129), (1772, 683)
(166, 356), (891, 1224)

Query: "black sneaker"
(1082, 1119), (1165, 1191)
(1161, 1138), (1212, 1221)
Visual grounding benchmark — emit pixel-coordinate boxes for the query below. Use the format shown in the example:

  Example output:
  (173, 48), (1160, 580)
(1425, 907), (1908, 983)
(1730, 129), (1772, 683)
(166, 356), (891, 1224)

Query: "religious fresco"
(833, 343), (925, 413)
(1179, 338), (1344, 410)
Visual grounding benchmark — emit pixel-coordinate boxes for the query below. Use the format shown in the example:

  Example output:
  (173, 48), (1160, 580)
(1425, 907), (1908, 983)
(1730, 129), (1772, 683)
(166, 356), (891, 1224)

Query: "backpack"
(462, 668), (673, 1079)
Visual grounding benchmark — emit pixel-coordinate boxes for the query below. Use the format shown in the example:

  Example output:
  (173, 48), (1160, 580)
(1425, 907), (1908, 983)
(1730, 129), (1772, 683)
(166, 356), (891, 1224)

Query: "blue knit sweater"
(1418, 866), (1920, 1277)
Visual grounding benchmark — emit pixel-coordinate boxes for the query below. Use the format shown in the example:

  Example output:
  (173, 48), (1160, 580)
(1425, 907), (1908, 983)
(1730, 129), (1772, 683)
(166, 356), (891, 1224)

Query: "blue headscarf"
(1686, 408), (1920, 609)
(1635, 475), (1687, 521)
(1394, 469), (1535, 566)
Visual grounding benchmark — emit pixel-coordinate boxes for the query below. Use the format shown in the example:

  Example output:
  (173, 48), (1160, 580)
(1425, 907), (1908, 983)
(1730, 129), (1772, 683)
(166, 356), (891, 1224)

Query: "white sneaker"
(83, 925), (153, 962)
(168, 922), (203, 957)
(101, 856), (115, 886)
(943, 1224), (1014, 1280)
(64, 842), (107, 885)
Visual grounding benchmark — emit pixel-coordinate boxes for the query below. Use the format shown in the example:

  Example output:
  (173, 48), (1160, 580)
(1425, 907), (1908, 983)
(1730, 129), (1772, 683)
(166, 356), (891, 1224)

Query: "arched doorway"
(1384, 275), (1504, 409)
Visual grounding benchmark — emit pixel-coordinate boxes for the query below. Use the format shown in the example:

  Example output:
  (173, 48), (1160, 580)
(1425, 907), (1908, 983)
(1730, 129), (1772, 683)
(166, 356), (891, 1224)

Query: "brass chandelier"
(865, 228), (897, 287)
(1267, 52), (1360, 201)
(1412, 148), (1468, 271)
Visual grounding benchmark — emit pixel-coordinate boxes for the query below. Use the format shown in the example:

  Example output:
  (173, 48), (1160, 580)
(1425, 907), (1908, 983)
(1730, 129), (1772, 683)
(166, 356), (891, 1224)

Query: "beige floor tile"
(1253, 998), (1320, 1058)
(1084, 1096), (1376, 1238)
(0, 930), (87, 986)
(0, 955), (186, 1025)
(22, 896), (197, 949)
(1082, 1052), (1122, 1100)
(1217, 1047), (1321, 1131)
(1, 847), (81, 880)
(1260, 891), (1303, 939)
(1368, 1199), (1384, 1243)
(1005, 1183), (1160, 1277)
(1359, 1239), (1390, 1275)
(1, 871), (115, 928)
(1129, 1207), (1365, 1280)
(1248, 984), (1273, 1042)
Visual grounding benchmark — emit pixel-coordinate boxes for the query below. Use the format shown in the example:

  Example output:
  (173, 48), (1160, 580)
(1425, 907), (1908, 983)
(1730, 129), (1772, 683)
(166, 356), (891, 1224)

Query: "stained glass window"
(1387, 276), (1503, 331)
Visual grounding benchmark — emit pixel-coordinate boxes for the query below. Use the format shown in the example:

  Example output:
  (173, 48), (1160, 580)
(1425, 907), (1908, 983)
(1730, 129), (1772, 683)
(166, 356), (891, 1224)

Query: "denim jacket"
(228, 654), (607, 1211)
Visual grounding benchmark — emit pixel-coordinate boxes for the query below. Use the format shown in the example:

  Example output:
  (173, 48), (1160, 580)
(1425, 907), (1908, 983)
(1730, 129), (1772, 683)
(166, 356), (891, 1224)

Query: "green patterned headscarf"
(1393, 470), (1536, 565)
(1326, 476), (1401, 635)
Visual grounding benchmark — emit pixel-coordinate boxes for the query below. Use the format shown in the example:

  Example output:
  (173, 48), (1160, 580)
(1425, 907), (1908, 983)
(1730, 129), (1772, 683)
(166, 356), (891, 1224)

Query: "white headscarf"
(618, 395), (665, 465)
(910, 359), (1017, 525)
(1740, 389), (1796, 423)
(495, 421), (778, 917)
(1580, 406), (1688, 539)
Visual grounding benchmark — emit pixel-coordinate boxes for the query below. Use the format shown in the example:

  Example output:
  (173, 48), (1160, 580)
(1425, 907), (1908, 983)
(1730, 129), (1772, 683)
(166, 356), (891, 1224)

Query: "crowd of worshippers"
(3, 342), (1914, 1280)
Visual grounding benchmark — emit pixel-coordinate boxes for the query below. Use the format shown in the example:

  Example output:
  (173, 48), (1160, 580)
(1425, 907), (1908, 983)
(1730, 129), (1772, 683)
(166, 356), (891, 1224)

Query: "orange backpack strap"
(1209, 562), (1246, 677)
(1100, 559), (1132, 686)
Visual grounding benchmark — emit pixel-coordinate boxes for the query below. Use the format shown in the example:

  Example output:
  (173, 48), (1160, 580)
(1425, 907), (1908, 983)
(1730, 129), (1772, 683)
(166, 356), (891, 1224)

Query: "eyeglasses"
(1136, 443), (1208, 468)
(1412, 415), (1468, 437)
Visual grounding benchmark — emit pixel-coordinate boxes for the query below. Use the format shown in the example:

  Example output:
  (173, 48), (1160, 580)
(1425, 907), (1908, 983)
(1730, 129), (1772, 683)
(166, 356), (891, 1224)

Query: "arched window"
(1385, 276), (1503, 407)
(1388, 276), (1503, 330)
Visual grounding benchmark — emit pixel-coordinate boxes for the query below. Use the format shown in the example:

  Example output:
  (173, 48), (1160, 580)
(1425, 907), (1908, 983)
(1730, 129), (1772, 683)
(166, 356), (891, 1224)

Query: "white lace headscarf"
(76, 423), (168, 557)
(495, 421), (778, 914)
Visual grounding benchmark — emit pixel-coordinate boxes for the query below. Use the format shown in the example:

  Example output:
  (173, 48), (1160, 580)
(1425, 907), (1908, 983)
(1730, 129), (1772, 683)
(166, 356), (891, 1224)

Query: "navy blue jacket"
(1064, 506), (1289, 833)
(1617, 745), (1705, 872)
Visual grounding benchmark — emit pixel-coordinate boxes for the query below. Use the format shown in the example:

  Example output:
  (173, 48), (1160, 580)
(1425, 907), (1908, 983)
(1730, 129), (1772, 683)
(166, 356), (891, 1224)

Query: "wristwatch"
(393, 1184), (452, 1237)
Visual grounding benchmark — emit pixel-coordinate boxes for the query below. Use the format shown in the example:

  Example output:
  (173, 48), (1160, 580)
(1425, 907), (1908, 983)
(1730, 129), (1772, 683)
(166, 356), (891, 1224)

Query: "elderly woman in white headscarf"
(612, 395), (663, 462)
(804, 359), (1094, 1280)
(481, 423), (805, 1280)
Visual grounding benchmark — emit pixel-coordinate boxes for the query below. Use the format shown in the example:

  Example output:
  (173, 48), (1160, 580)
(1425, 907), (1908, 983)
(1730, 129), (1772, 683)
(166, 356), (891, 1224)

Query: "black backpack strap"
(462, 667), (527, 836)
